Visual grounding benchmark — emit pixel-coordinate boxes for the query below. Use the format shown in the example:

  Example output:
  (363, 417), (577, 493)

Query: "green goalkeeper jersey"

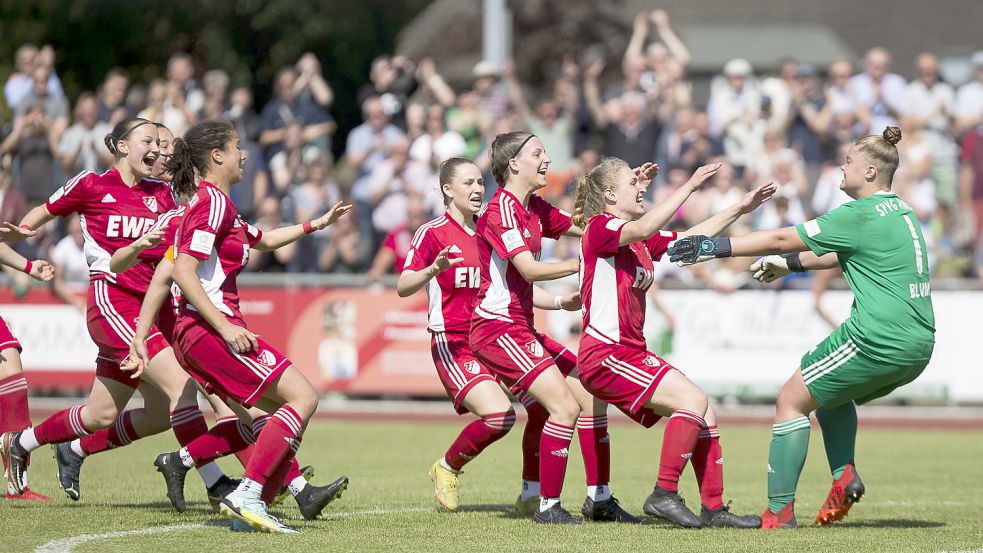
(796, 192), (935, 364)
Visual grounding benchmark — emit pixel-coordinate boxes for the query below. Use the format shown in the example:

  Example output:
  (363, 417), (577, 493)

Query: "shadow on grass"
(837, 519), (946, 529)
(458, 503), (511, 514)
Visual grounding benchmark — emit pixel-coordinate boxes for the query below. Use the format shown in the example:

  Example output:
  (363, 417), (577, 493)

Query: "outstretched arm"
(510, 251), (579, 283)
(395, 246), (462, 297)
(618, 163), (720, 245)
(254, 201), (351, 251)
(678, 181), (776, 238)
(533, 286), (581, 311)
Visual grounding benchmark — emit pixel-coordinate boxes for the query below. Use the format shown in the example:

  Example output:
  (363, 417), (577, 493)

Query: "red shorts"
(0, 314), (21, 352)
(174, 314), (290, 407)
(577, 336), (676, 428)
(431, 332), (496, 414)
(87, 280), (169, 389)
(470, 322), (577, 394)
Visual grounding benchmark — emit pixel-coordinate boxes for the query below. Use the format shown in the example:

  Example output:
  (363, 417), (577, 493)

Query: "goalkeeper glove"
(667, 235), (732, 265)
(750, 253), (806, 283)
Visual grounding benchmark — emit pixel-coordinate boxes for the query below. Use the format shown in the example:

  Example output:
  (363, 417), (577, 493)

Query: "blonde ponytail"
(572, 157), (630, 228)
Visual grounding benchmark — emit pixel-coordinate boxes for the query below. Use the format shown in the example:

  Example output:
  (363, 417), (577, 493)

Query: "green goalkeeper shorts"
(799, 326), (929, 408)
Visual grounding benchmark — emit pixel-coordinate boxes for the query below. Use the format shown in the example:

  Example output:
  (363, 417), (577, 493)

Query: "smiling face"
(443, 162), (485, 217)
(509, 136), (550, 190)
(118, 123), (160, 179)
(607, 165), (647, 220)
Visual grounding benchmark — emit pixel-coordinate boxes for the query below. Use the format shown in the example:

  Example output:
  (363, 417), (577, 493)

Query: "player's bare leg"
(566, 375), (639, 523)
(429, 380), (514, 512)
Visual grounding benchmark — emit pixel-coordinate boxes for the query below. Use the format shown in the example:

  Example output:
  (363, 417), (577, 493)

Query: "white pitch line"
(35, 523), (202, 553)
(34, 507), (432, 552)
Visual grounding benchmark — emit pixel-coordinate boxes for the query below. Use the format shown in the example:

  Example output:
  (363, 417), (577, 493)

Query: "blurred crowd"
(3, 10), (983, 292)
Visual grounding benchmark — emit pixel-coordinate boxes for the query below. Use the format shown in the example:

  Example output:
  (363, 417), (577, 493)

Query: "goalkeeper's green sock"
(816, 402), (857, 479)
(767, 416), (811, 513)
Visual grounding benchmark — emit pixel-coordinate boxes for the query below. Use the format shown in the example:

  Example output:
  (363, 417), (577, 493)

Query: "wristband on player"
(782, 252), (806, 272)
(19, 224), (31, 231)
(302, 221), (315, 234)
(23, 260), (33, 274)
(553, 295), (563, 310)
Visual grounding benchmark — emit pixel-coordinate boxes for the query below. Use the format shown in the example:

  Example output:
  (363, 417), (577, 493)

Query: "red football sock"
(80, 410), (139, 455)
(539, 420), (574, 499)
(169, 406), (208, 447)
(577, 415), (610, 486)
(692, 425), (724, 509)
(243, 406), (304, 485)
(185, 416), (254, 466)
(444, 409), (516, 471)
(0, 374), (30, 433)
(235, 444), (254, 468)
(32, 405), (91, 448)
(657, 409), (704, 492)
(520, 394), (548, 482)
(261, 451), (298, 506)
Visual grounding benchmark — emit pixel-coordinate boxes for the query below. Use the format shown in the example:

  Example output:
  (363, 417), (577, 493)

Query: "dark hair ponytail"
(167, 138), (198, 198)
(163, 120), (237, 198)
(104, 117), (155, 158)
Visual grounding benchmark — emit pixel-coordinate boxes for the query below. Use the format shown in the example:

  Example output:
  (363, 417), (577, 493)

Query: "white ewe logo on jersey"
(525, 340), (544, 358)
(105, 215), (155, 238)
(142, 196), (158, 212)
(463, 360), (480, 375)
(632, 266), (655, 290)
(257, 349), (276, 367)
(454, 266), (479, 289)
(644, 356), (661, 367)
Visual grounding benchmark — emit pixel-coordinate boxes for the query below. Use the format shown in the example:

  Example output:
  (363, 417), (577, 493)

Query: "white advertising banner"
(2, 304), (98, 371)
(645, 290), (979, 403)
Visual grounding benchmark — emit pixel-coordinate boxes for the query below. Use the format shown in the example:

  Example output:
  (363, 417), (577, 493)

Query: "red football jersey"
(472, 188), (572, 335)
(175, 182), (262, 322)
(46, 168), (177, 295)
(382, 226), (412, 274)
(403, 212), (480, 334)
(579, 213), (676, 349)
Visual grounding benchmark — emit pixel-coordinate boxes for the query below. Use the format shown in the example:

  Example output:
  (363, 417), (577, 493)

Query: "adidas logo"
(448, 244), (462, 253)
(523, 229), (531, 238)
(599, 435), (610, 444)
(716, 458), (724, 465)
(767, 463), (775, 474)
(101, 193), (116, 203)
(680, 452), (693, 460)
(550, 448), (568, 458)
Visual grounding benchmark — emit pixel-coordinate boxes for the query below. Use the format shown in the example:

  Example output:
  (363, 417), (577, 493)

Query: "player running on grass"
(667, 127), (935, 528)
(0, 118), (236, 504)
(123, 120), (350, 533)
(471, 132), (638, 525)
(573, 157), (772, 528)
(396, 158), (582, 513)
(0, 245), (55, 501)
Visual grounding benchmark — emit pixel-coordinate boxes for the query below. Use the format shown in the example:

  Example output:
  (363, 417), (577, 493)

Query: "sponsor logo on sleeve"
(189, 229), (216, 255)
(501, 228), (524, 252)
(803, 219), (821, 237)
(605, 218), (627, 231)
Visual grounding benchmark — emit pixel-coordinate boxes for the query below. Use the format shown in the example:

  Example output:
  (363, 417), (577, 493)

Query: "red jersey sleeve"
(645, 230), (678, 260)
(45, 171), (94, 216)
(404, 225), (439, 272)
(480, 201), (530, 259)
(138, 206), (184, 261)
(530, 195), (573, 239)
(245, 221), (263, 247)
(177, 191), (228, 260)
(583, 215), (626, 257)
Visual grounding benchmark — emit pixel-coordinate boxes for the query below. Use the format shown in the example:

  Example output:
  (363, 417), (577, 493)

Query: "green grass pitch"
(4, 420), (982, 552)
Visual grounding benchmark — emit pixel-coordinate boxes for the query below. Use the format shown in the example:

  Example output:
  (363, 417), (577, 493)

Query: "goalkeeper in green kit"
(667, 127), (935, 529)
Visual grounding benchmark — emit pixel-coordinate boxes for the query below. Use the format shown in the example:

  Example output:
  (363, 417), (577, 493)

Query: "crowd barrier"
(6, 279), (980, 403)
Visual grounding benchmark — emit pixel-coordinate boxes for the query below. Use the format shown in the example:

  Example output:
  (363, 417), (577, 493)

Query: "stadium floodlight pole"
(482, 0), (511, 70)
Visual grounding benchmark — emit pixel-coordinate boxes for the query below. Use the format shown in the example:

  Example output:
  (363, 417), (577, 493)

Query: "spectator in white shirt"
(848, 47), (907, 134)
(58, 93), (113, 175)
(955, 51), (983, 134)
(50, 214), (89, 312)
(901, 52), (958, 206)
